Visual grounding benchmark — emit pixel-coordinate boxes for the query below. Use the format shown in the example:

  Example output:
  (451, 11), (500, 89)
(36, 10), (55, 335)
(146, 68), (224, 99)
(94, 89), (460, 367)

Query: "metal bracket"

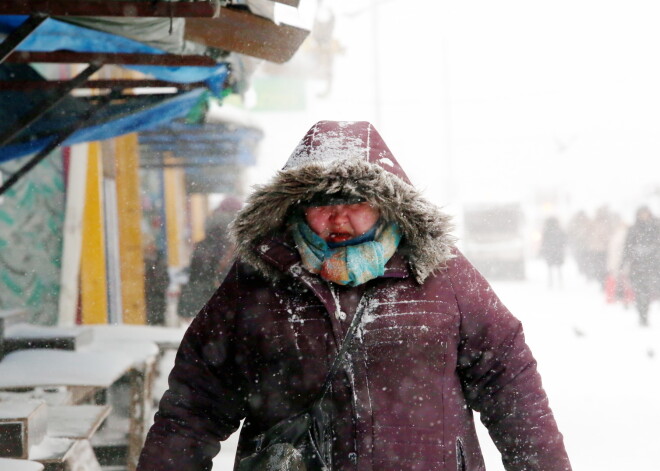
(0, 14), (48, 64)
(0, 88), (122, 196)
(0, 63), (102, 148)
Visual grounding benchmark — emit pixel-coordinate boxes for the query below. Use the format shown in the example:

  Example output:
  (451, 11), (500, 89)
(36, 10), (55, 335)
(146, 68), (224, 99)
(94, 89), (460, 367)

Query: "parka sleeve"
(449, 252), (572, 471)
(137, 264), (249, 471)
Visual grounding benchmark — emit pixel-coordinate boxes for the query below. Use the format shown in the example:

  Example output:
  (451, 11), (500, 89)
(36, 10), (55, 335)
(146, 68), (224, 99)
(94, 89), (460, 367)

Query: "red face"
(304, 202), (380, 244)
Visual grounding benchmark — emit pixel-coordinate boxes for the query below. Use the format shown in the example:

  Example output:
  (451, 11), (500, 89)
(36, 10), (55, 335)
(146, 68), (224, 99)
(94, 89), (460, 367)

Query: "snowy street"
(481, 259), (660, 471)
(208, 257), (659, 470)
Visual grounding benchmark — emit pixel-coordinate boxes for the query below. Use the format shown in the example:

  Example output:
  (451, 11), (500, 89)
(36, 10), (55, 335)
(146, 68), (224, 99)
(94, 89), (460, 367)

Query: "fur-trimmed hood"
(231, 121), (456, 283)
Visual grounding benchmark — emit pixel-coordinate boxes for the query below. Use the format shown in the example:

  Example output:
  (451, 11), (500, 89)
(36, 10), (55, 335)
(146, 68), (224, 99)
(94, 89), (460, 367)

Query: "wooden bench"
(0, 325), (185, 471)
(30, 437), (100, 471)
(3, 324), (93, 355)
(0, 457), (44, 470)
(0, 349), (134, 469)
(0, 401), (111, 471)
(0, 309), (30, 361)
(30, 405), (111, 471)
(0, 401), (48, 459)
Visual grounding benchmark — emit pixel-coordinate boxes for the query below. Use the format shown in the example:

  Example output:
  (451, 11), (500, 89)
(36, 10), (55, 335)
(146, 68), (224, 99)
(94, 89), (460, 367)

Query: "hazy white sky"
(252, 0), (660, 221)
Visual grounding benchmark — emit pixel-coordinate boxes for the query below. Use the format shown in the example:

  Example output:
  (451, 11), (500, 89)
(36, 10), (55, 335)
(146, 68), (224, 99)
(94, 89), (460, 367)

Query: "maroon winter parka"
(137, 121), (571, 471)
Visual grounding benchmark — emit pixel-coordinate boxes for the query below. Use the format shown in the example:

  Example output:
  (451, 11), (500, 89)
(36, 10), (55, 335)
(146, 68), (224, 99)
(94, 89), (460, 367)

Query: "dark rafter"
(0, 1), (301, 17)
(0, 0), (219, 18)
(0, 14), (48, 64)
(0, 2), (309, 64)
(4, 51), (217, 67)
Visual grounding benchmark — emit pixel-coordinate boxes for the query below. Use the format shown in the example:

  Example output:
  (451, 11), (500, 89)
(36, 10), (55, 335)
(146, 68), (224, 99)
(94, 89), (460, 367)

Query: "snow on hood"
(232, 121), (456, 283)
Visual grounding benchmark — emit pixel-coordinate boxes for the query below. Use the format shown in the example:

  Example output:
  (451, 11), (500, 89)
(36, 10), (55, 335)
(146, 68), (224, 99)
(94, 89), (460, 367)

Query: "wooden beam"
(163, 152), (188, 268)
(185, 6), (310, 64)
(58, 143), (89, 327)
(0, 0), (219, 18)
(4, 50), (217, 67)
(114, 133), (147, 326)
(80, 141), (109, 325)
(189, 193), (209, 244)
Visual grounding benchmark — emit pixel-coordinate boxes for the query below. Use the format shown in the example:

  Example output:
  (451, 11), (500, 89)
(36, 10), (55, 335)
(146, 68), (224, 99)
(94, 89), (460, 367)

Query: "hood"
(231, 121), (456, 283)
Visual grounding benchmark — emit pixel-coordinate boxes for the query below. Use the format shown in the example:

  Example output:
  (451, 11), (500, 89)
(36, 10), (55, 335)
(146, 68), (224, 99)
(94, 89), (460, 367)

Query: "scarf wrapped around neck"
(291, 219), (402, 286)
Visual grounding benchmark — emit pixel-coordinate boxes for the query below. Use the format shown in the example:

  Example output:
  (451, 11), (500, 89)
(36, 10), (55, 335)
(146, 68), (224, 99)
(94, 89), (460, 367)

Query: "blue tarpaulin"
(0, 15), (228, 94)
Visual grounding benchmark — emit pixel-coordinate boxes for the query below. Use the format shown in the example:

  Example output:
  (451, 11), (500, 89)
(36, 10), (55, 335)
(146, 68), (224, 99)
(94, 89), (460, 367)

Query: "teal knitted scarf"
(291, 219), (402, 286)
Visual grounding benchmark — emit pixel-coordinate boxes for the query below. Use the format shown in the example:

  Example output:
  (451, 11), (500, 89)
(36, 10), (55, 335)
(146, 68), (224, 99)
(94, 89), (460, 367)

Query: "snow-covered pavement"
(480, 259), (660, 471)
(208, 258), (659, 470)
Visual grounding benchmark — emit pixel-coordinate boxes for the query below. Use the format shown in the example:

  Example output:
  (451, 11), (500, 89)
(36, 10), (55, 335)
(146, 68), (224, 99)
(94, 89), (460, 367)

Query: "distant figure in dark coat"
(621, 206), (660, 326)
(567, 210), (591, 277)
(143, 234), (169, 326)
(585, 206), (615, 288)
(177, 196), (242, 319)
(540, 216), (567, 287)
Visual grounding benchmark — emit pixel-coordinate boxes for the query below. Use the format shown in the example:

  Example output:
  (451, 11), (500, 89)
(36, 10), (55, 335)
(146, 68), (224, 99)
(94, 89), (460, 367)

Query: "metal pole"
(0, 63), (102, 147)
(0, 89), (120, 196)
(0, 13), (47, 64)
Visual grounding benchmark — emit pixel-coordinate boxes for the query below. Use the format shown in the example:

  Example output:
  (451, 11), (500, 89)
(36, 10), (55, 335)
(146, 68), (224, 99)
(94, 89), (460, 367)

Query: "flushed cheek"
(348, 211), (380, 234)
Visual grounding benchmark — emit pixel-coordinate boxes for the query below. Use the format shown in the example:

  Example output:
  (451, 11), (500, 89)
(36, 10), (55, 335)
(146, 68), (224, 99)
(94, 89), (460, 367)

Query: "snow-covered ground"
(202, 258), (660, 470)
(479, 259), (660, 471)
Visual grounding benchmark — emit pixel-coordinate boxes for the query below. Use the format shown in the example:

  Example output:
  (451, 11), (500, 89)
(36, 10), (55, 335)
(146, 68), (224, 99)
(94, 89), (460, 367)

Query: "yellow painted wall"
(115, 133), (147, 325)
(80, 141), (108, 324)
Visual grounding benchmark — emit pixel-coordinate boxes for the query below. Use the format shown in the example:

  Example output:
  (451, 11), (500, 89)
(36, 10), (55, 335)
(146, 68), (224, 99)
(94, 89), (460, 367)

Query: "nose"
(329, 205), (349, 222)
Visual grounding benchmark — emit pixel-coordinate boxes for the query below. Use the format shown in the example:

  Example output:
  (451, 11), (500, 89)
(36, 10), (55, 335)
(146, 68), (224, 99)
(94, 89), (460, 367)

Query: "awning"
(139, 120), (263, 167)
(139, 120), (263, 193)
(0, 14), (229, 93)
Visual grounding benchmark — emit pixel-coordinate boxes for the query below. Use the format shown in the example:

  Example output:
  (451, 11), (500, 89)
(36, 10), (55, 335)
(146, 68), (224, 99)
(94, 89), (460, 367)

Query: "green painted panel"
(0, 150), (65, 325)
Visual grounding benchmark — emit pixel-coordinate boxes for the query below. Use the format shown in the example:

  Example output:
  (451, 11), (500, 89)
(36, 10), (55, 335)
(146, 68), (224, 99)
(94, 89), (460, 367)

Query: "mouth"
(328, 232), (353, 243)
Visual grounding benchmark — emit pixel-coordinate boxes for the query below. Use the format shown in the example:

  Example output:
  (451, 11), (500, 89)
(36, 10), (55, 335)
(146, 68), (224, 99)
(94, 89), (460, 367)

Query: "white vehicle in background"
(461, 203), (526, 280)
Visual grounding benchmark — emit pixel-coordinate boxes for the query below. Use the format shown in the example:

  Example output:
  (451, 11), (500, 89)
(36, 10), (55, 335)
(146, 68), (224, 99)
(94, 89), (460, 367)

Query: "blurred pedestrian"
(585, 206), (615, 288)
(567, 210), (591, 277)
(539, 216), (567, 288)
(143, 233), (169, 326)
(621, 206), (660, 326)
(604, 213), (633, 306)
(177, 196), (242, 319)
(138, 121), (572, 471)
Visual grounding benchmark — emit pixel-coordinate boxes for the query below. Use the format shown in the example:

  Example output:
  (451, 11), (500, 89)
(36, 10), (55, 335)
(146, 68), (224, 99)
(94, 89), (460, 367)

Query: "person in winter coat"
(621, 206), (660, 326)
(137, 121), (572, 471)
(539, 216), (567, 288)
(178, 196), (242, 320)
(566, 210), (591, 278)
(584, 206), (615, 288)
(143, 233), (169, 326)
